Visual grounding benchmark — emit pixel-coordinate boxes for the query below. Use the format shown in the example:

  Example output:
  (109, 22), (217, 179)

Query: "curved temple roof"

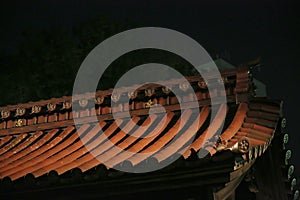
(0, 99), (281, 181)
(1, 64), (298, 200)
(0, 66), (282, 182)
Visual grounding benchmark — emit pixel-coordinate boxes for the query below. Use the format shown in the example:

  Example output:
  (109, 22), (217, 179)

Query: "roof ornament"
(179, 81), (190, 92)
(238, 137), (250, 153)
(15, 119), (24, 127)
(145, 88), (155, 97)
(294, 190), (299, 200)
(95, 96), (104, 105)
(198, 81), (207, 89)
(111, 92), (120, 103)
(162, 86), (172, 94)
(1, 109), (10, 119)
(79, 99), (88, 108)
(47, 103), (56, 111)
(283, 133), (289, 150)
(285, 150), (292, 165)
(291, 178), (297, 191)
(145, 99), (154, 108)
(230, 137), (250, 153)
(15, 108), (25, 117)
(128, 91), (137, 99)
(31, 105), (41, 114)
(62, 101), (72, 110)
(281, 118), (287, 129)
(288, 165), (295, 181)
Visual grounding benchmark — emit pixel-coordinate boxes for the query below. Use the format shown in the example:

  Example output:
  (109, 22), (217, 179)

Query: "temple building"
(0, 59), (298, 200)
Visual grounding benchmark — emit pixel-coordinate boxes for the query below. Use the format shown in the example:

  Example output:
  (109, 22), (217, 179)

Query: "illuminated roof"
(0, 64), (297, 200)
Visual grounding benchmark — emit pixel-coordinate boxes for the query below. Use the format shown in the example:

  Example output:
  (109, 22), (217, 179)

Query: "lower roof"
(0, 98), (281, 181)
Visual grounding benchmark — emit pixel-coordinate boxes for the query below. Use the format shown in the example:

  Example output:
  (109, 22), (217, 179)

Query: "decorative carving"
(283, 133), (289, 144)
(111, 92), (120, 103)
(145, 99), (154, 108)
(79, 99), (88, 108)
(294, 190), (299, 200)
(145, 88), (155, 97)
(15, 119), (24, 127)
(47, 103), (56, 111)
(198, 81), (207, 89)
(283, 133), (289, 150)
(62, 101), (71, 110)
(1, 109), (10, 118)
(239, 137), (250, 153)
(285, 150), (292, 165)
(179, 81), (190, 91)
(128, 91), (137, 99)
(288, 165), (295, 181)
(31, 105), (41, 114)
(95, 96), (104, 105)
(162, 86), (172, 94)
(291, 178), (297, 191)
(281, 118), (287, 129)
(230, 137), (250, 153)
(15, 108), (25, 116)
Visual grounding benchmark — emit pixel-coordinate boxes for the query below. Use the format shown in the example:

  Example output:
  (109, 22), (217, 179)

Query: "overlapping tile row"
(0, 97), (282, 181)
(0, 68), (246, 131)
(0, 65), (279, 182)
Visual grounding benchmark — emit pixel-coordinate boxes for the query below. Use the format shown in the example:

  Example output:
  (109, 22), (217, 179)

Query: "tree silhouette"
(0, 16), (194, 106)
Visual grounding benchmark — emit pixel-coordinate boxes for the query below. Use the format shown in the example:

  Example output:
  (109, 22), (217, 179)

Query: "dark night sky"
(1, 0), (299, 176)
